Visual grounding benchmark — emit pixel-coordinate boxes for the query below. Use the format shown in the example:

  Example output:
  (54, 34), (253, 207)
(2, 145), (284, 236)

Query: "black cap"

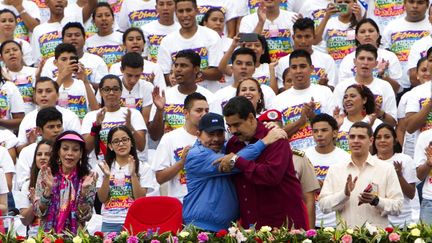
(199, 112), (225, 132)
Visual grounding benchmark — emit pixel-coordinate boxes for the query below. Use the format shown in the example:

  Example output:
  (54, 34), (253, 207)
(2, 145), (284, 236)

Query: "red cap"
(258, 109), (282, 123)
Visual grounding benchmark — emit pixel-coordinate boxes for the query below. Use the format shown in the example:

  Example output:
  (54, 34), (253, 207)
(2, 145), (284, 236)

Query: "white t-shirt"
(0, 129), (18, 150)
(333, 77), (397, 120)
(321, 17), (356, 65)
(239, 10), (296, 62)
(15, 142), (36, 191)
(150, 85), (214, 132)
(0, 168), (7, 194)
(81, 107), (147, 167)
(211, 84), (276, 115)
(0, 38), (34, 66)
(142, 21), (180, 63)
(0, 145), (14, 174)
(374, 153), (417, 226)
(398, 90), (416, 157)
(110, 59), (167, 90)
(118, 0), (157, 31)
(276, 50), (337, 88)
(270, 84), (334, 150)
(157, 25), (223, 92)
(336, 116), (382, 152)
(150, 126), (197, 202)
(414, 129), (432, 200)
(0, 80), (25, 122)
(338, 48), (402, 85)
(304, 146), (351, 227)
(367, 0), (405, 33)
(58, 79), (94, 120)
(17, 106), (81, 146)
(196, 0), (239, 35)
(0, 1), (40, 42)
(41, 53), (109, 85)
(382, 17), (431, 88)
(96, 161), (155, 224)
(7, 66), (36, 114)
(85, 31), (125, 68)
(407, 35), (432, 71)
(299, 0), (328, 27)
(235, 0), (293, 16)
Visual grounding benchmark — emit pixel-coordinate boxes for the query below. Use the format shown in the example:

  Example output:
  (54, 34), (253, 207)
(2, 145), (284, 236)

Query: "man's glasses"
(101, 86), (121, 94)
(111, 137), (131, 146)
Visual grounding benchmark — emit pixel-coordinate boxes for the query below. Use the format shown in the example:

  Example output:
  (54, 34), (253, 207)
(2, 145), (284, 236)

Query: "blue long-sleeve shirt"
(183, 139), (266, 231)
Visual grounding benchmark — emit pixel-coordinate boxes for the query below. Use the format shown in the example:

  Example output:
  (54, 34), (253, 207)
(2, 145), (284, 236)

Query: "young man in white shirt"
(118, 0), (157, 31)
(151, 92), (209, 202)
(319, 121), (403, 227)
(157, 0), (223, 92)
(305, 113), (351, 227)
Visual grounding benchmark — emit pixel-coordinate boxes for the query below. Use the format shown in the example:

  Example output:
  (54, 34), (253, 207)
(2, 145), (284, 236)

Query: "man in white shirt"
(151, 92), (209, 202)
(305, 113), (351, 227)
(319, 121), (403, 227)
(118, 0), (157, 31)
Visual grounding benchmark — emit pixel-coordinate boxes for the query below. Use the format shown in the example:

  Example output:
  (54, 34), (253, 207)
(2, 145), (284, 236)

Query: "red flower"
(254, 237), (263, 243)
(94, 231), (105, 238)
(215, 229), (228, 238)
(54, 238), (64, 243)
(385, 227), (394, 233)
(16, 236), (26, 242)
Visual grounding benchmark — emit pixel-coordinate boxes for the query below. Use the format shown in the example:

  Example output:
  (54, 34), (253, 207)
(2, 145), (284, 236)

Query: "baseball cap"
(258, 109), (282, 123)
(199, 112), (225, 132)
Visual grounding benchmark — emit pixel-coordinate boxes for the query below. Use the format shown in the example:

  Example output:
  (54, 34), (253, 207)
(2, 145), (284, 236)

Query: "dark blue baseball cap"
(199, 112), (225, 132)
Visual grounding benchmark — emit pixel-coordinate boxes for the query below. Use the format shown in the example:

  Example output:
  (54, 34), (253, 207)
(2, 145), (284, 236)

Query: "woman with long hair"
(97, 126), (154, 232)
(372, 123), (416, 226)
(34, 131), (97, 233)
(236, 78), (265, 115)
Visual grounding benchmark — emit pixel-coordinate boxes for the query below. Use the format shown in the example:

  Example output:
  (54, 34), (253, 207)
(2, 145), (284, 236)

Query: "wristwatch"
(370, 196), (380, 206)
(229, 155), (239, 169)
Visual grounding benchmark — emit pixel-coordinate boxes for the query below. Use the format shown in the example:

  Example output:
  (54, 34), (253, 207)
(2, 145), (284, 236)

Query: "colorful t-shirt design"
(419, 98), (432, 132)
(389, 30), (430, 62)
(67, 95), (88, 120)
(311, 67), (328, 85)
(128, 9), (158, 27)
(325, 29), (356, 63)
(38, 30), (62, 59)
(15, 16), (30, 42)
(12, 75), (33, 104)
(374, 0), (404, 27)
(104, 174), (134, 218)
(147, 34), (166, 63)
(197, 5), (226, 23)
(100, 121), (126, 144)
(314, 165), (330, 181)
(0, 89), (9, 119)
(174, 146), (187, 185)
(171, 47), (209, 70)
(164, 103), (185, 132)
(311, 9), (326, 27)
(262, 29), (293, 62)
(248, 0), (288, 13)
(120, 97), (143, 111)
(255, 75), (270, 86)
(87, 45), (125, 68)
(336, 131), (350, 153)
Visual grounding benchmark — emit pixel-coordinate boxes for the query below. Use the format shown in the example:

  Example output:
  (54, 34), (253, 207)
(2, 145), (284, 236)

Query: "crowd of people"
(1, 0), (432, 236)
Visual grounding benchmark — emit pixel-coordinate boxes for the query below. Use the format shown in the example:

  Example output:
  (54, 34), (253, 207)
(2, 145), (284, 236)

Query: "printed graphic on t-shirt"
(174, 147), (188, 185)
(374, 0), (404, 18)
(326, 29), (356, 63)
(105, 174), (134, 215)
(0, 90), (8, 118)
(128, 9), (158, 27)
(248, 0), (288, 13)
(336, 131), (350, 152)
(255, 75), (269, 86)
(373, 94), (383, 110)
(107, 0), (124, 14)
(85, 23), (98, 39)
(311, 67), (327, 85)
(262, 29), (293, 62)
(164, 104), (185, 132)
(147, 34), (165, 62)
(38, 30), (62, 59)
(311, 9), (326, 27)
(171, 47), (209, 70)
(15, 16), (30, 41)
(419, 98), (432, 132)
(32, 0), (47, 8)
(314, 165), (330, 181)
(100, 121), (126, 144)
(197, 5), (226, 23)
(13, 76), (33, 103)
(120, 97), (143, 111)
(67, 95), (88, 120)
(87, 45), (125, 68)
(389, 30), (430, 62)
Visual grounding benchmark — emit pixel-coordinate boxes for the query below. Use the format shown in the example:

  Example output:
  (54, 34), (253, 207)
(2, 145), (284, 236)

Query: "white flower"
(323, 227), (335, 232)
(24, 239), (36, 243)
(228, 227), (237, 237)
(414, 238), (425, 243)
(302, 239), (313, 243)
(365, 222), (378, 235)
(72, 236), (82, 243)
(236, 232), (246, 242)
(178, 231), (190, 238)
(346, 229), (354, 234)
(260, 226), (272, 233)
(408, 223), (418, 229)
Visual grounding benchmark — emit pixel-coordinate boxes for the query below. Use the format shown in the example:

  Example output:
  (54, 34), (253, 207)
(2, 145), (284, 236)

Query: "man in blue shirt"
(183, 112), (287, 231)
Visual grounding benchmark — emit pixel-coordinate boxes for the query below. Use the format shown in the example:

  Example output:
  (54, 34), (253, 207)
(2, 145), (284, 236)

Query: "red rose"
(16, 236), (26, 242)
(55, 238), (64, 243)
(254, 237), (263, 243)
(215, 229), (227, 238)
(385, 227), (394, 233)
(94, 231), (104, 238)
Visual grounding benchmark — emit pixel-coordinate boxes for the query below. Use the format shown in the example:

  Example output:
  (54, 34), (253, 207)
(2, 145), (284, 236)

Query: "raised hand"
(40, 165), (54, 194)
(257, 3), (267, 23)
(262, 127), (288, 145)
(325, 3), (339, 18)
(344, 174), (357, 196)
(82, 171), (97, 191)
(425, 145), (432, 167)
(95, 107), (106, 126)
(352, 2), (363, 21)
(128, 155), (137, 175)
(98, 160), (111, 177)
(333, 106), (345, 128)
(27, 128), (39, 144)
(152, 86), (166, 111)
(377, 59), (389, 76)
(124, 108), (133, 131)
(393, 161), (403, 177)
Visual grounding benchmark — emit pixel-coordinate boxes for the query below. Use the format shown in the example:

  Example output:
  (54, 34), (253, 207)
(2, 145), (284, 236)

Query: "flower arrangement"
(2, 222), (432, 242)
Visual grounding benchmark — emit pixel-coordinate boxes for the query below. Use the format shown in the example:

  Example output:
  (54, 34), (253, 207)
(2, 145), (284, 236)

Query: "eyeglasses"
(111, 137), (131, 146)
(101, 86), (121, 94)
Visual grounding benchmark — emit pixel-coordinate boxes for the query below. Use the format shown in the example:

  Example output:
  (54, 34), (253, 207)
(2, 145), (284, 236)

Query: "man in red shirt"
(216, 96), (308, 230)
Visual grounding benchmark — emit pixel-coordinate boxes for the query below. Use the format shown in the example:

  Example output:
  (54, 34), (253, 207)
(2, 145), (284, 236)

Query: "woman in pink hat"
(33, 131), (97, 234)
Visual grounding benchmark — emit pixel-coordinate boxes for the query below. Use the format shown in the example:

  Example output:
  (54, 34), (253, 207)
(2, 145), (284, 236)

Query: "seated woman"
(33, 131), (97, 233)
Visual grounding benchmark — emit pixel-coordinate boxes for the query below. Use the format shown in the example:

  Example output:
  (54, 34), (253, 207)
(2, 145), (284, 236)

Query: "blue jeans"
(420, 198), (432, 224)
(101, 222), (124, 233)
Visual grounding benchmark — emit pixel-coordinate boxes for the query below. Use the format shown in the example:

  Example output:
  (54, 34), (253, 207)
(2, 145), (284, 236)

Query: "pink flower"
(341, 234), (353, 243)
(43, 237), (51, 243)
(103, 240), (112, 243)
(289, 229), (303, 235)
(389, 232), (401, 242)
(167, 236), (178, 243)
(197, 232), (209, 242)
(306, 229), (317, 237)
(150, 240), (160, 243)
(126, 236), (139, 243)
(106, 232), (117, 240)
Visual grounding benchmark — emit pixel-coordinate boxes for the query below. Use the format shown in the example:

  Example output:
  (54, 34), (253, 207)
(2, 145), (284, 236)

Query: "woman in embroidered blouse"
(34, 131), (97, 234)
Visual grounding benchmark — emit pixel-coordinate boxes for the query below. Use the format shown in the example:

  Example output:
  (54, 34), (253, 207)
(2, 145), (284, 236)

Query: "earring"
(58, 159), (62, 165)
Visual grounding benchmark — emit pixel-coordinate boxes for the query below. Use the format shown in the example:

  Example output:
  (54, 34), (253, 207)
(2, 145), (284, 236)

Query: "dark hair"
(35, 77), (59, 94)
(184, 92), (207, 110)
(62, 22), (86, 40)
(355, 18), (381, 47)
(92, 2), (114, 20)
(355, 44), (378, 60)
(0, 9), (17, 21)
(54, 43), (77, 59)
(311, 113), (338, 131)
(36, 107), (63, 129)
(293, 17), (315, 33)
(257, 35), (271, 64)
(49, 131), (90, 179)
(236, 78), (265, 114)
(175, 0), (197, 8)
(29, 140), (53, 189)
(417, 56), (428, 71)
(223, 96), (256, 119)
(349, 121), (373, 137)
(371, 123), (402, 155)
(122, 27), (145, 45)
(426, 46), (432, 59)
(105, 126), (140, 174)
(0, 40), (22, 55)
(231, 47), (257, 65)
(346, 0), (359, 29)
(199, 8), (224, 26)
(282, 67), (290, 81)
(121, 52), (144, 70)
(343, 84), (375, 115)
(175, 49), (201, 67)
(289, 49), (312, 66)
